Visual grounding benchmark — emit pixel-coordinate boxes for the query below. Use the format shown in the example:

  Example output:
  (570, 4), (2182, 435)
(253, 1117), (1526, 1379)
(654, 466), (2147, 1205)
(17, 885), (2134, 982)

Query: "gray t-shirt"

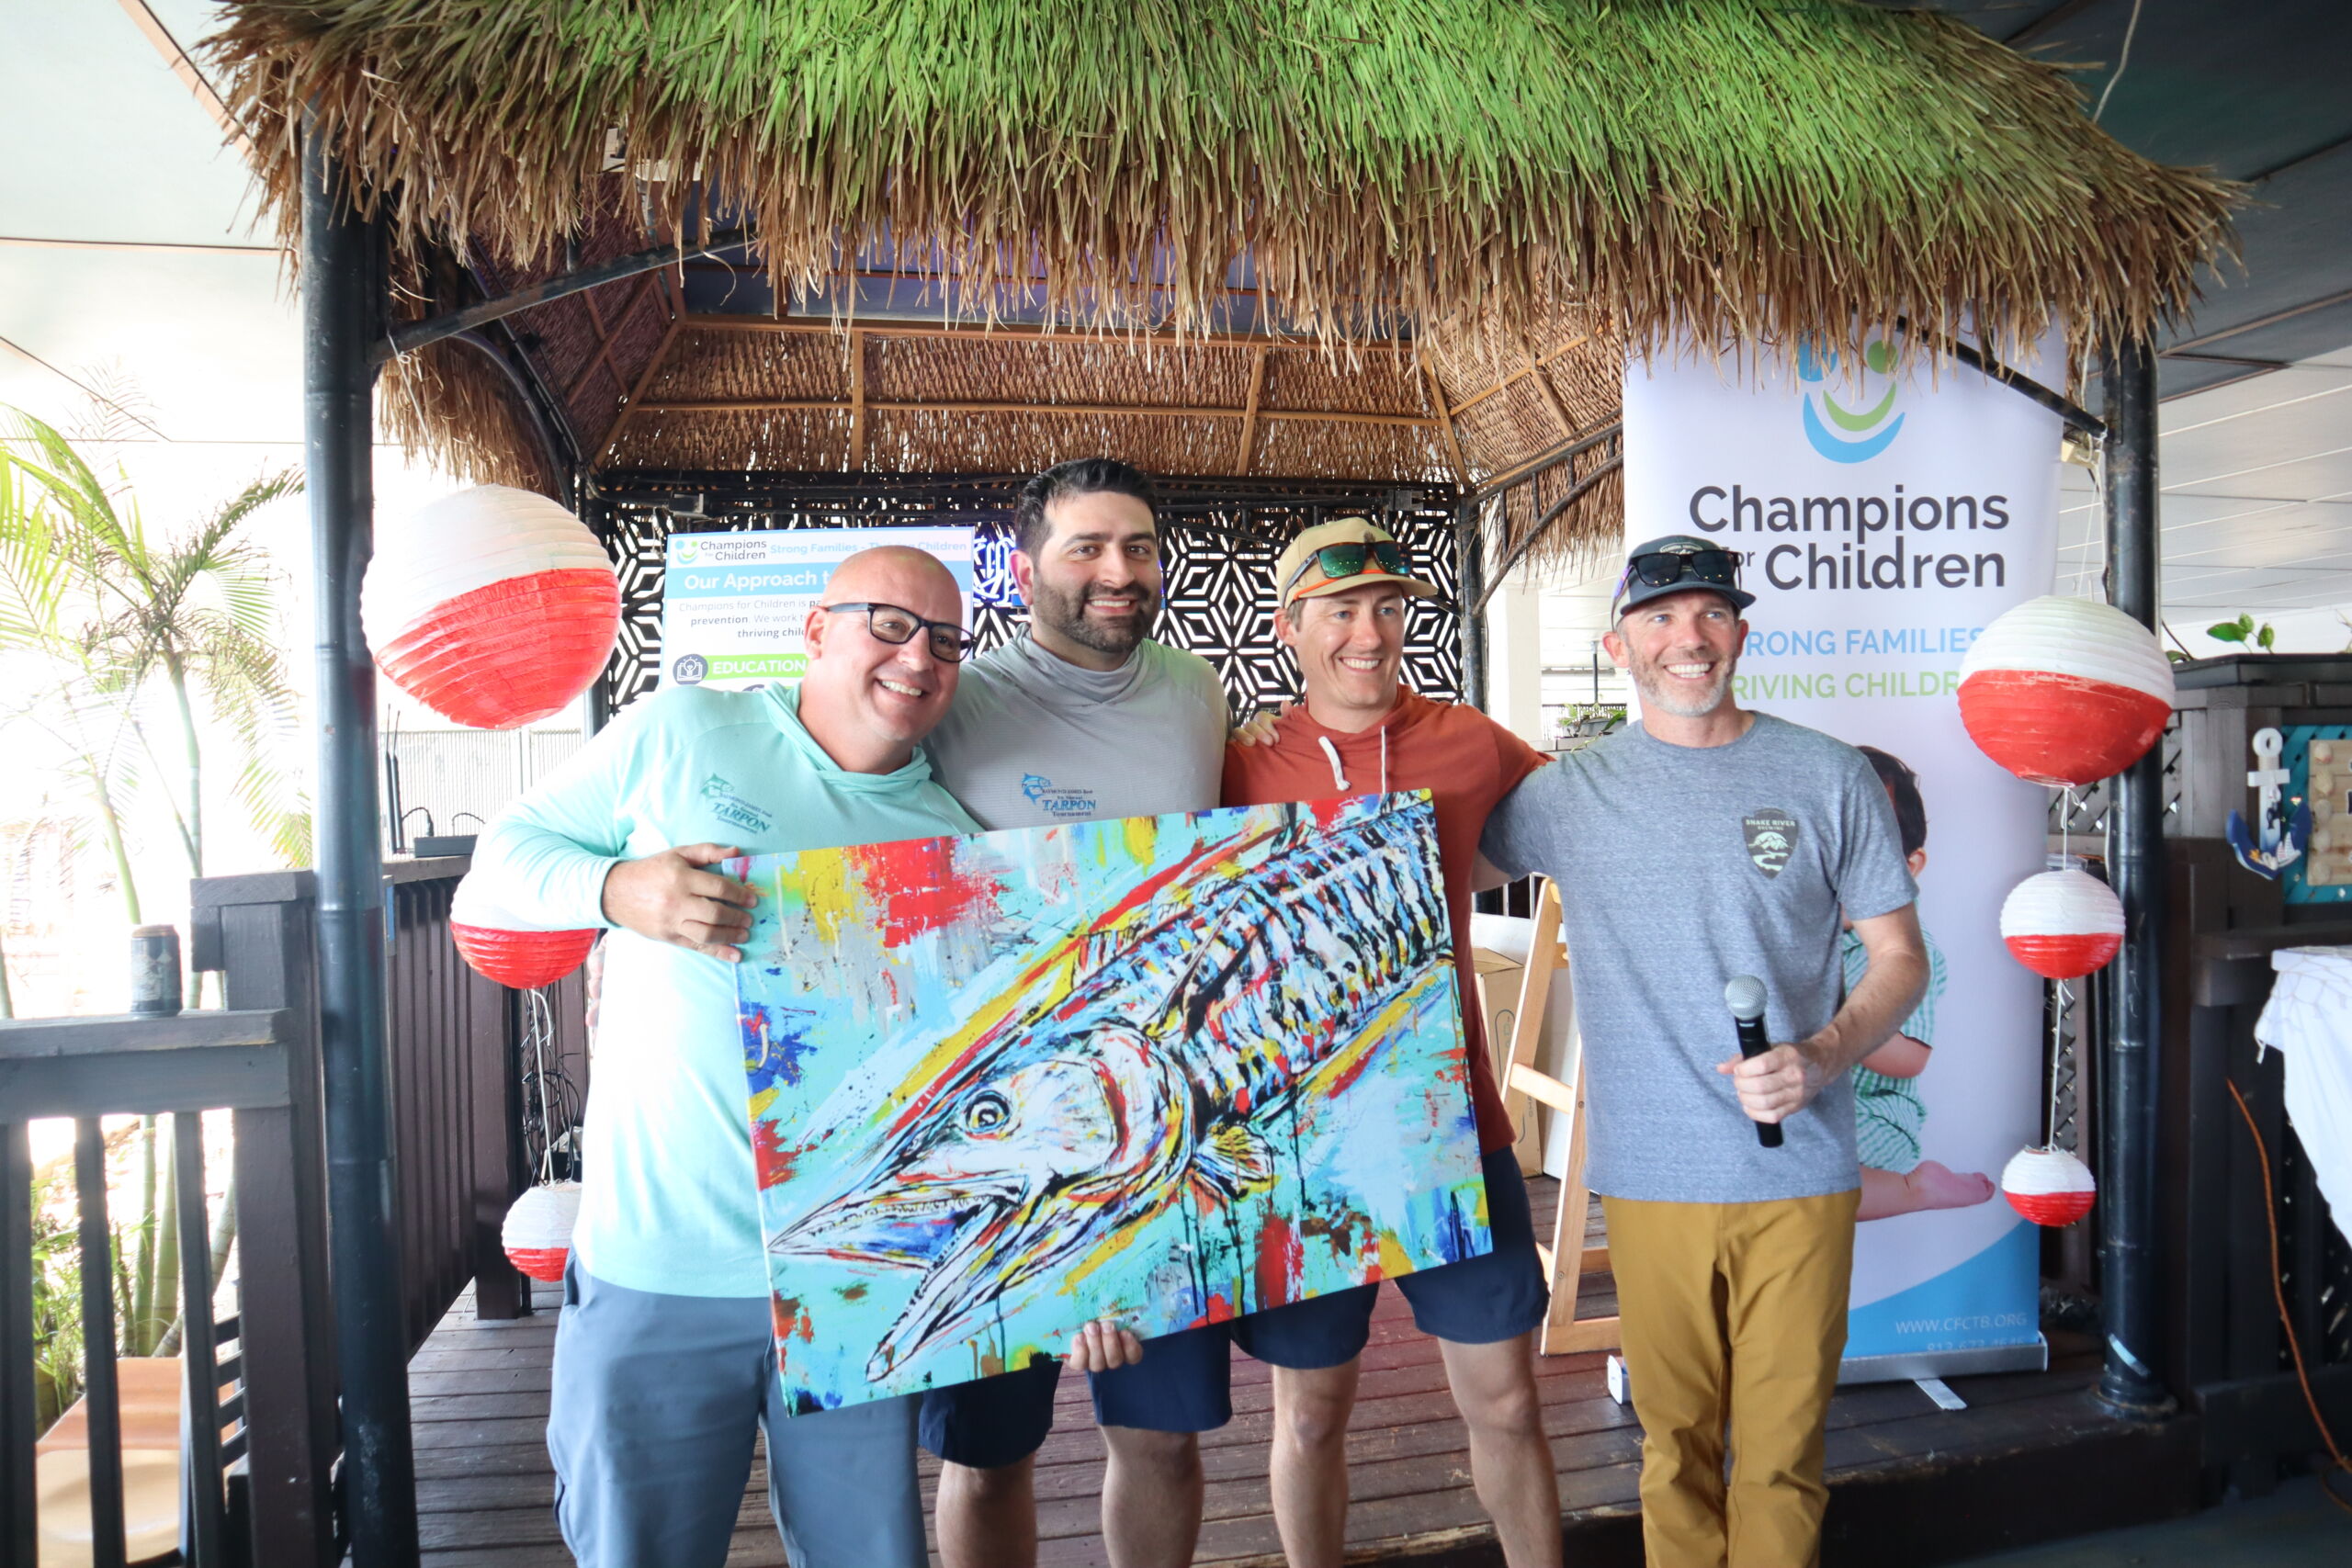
(923, 633), (1230, 829)
(1480, 712), (1916, 1203)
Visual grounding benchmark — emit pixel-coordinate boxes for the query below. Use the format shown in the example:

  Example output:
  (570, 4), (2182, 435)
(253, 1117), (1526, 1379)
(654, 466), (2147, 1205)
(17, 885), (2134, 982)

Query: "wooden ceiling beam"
(679, 313), (1340, 354)
(1235, 346), (1269, 475)
(1444, 335), (1593, 418)
(848, 329), (868, 469)
(597, 305), (686, 463)
(1420, 361), (1473, 488)
(567, 273), (649, 400)
(639, 397), (1436, 428)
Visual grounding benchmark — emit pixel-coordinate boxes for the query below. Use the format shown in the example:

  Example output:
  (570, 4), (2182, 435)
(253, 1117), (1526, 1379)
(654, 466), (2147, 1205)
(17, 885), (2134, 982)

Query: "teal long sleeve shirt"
(466, 682), (979, 1297)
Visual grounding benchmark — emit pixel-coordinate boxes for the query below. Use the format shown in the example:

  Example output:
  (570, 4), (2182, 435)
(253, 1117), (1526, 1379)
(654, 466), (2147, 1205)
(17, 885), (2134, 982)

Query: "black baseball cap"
(1612, 535), (1756, 619)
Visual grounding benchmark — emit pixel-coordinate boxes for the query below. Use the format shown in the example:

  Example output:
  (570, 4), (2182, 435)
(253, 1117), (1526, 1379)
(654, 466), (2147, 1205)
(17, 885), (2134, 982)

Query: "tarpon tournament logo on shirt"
(1797, 336), (1905, 464)
(700, 773), (774, 835)
(1021, 773), (1099, 818)
(1743, 809), (1800, 879)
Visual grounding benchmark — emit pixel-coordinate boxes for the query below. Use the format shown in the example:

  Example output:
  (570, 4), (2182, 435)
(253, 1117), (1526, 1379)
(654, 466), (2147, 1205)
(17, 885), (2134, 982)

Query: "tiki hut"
(181, 6), (2243, 1556)
(209, 0), (2233, 586)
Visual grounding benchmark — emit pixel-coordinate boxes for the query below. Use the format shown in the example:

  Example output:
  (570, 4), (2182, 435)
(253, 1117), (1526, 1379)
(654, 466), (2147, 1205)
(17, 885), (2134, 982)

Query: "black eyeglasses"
(824, 602), (978, 663)
(1619, 547), (1742, 596)
(1282, 539), (1410, 596)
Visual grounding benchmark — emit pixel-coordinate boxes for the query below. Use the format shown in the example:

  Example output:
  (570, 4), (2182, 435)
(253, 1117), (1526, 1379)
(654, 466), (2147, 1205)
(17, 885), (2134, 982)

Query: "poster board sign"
(659, 527), (976, 691)
(1623, 329), (2063, 1378)
(730, 793), (1488, 1411)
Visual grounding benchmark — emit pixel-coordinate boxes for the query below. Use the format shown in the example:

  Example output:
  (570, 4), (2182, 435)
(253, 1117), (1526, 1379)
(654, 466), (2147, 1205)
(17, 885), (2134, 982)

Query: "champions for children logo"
(1799, 337), (1905, 464)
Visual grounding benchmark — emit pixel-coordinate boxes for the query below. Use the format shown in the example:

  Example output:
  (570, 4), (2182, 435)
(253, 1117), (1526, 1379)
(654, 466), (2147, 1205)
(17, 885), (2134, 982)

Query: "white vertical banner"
(1623, 331), (2062, 1377)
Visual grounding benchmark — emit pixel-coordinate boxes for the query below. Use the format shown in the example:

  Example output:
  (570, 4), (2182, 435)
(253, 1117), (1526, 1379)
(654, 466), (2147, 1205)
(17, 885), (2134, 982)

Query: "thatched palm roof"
(209, 0), (2233, 561)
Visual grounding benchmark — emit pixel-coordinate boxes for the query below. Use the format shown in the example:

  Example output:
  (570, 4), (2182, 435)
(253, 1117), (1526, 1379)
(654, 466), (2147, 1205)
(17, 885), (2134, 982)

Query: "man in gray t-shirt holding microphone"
(1481, 536), (1926, 1568)
(919, 458), (1231, 1568)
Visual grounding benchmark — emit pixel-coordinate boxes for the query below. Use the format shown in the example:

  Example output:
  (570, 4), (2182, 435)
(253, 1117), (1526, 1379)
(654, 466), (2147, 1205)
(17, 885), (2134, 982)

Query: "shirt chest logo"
(700, 773), (775, 835)
(1743, 809), (1800, 878)
(1021, 773), (1099, 818)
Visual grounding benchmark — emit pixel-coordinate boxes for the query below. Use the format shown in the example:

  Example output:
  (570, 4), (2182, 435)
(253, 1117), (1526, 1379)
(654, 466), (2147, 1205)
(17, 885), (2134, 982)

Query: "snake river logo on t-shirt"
(1743, 809), (1800, 878)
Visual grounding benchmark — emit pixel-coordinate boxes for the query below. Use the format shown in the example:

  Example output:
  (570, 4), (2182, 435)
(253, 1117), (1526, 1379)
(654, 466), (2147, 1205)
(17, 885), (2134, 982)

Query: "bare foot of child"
(1906, 1159), (1996, 1212)
(1860, 1160), (1998, 1220)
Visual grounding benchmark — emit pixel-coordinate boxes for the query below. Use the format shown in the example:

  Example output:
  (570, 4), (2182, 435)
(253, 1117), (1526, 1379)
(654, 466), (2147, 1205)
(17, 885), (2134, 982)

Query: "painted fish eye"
(962, 1090), (1013, 1136)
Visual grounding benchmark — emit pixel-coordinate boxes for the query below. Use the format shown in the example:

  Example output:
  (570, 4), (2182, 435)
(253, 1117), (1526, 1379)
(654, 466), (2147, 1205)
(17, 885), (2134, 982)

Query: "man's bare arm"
(1717, 904), (1928, 1124)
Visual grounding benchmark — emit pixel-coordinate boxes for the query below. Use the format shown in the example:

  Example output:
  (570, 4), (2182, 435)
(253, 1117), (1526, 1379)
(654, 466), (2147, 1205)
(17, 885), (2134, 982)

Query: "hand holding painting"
(599, 842), (761, 963)
(1064, 1317), (1146, 1374)
(1724, 976), (1785, 1149)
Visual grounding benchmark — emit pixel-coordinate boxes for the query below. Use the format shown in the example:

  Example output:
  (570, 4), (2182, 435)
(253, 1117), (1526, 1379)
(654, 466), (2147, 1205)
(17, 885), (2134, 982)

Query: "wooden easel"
(1496, 878), (1620, 1355)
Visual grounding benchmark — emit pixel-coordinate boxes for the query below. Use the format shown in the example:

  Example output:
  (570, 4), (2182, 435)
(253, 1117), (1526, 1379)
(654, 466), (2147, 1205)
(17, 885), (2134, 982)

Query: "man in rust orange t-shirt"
(1221, 518), (1563, 1568)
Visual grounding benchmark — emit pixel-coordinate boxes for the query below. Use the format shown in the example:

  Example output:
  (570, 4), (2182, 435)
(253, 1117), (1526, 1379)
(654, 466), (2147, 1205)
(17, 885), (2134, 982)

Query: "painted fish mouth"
(770, 1180), (1023, 1269)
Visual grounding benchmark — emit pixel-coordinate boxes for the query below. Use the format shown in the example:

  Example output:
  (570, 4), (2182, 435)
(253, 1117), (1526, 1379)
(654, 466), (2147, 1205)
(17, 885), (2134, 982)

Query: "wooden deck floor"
(408, 1179), (2189, 1567)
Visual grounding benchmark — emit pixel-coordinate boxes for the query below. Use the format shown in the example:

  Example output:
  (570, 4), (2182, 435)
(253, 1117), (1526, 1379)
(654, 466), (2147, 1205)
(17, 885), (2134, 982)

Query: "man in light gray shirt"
(1480, 535), (1927, 1568)
(919, 458), (1230, 1568)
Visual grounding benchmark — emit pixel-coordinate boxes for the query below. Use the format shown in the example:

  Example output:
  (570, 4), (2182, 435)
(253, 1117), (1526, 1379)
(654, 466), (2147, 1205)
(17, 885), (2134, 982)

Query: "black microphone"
(1724, 976), (1784, 1149)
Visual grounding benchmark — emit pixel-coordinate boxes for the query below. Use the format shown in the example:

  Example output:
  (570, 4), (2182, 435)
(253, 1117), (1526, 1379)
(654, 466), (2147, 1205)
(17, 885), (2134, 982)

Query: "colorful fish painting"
(734, 791), (1489, 1413)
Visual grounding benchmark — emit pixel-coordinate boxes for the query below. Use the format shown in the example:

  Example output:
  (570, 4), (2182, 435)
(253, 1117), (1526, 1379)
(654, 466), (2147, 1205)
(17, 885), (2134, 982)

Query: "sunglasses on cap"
(1283, 538), (1410, 597)
(824, 602), (978, 663)
(1617, 547), (1742, 598)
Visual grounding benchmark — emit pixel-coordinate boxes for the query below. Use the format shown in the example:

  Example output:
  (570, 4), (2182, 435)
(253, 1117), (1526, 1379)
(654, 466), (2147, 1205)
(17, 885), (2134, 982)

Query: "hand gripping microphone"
(1723, 976), (1784, 1149)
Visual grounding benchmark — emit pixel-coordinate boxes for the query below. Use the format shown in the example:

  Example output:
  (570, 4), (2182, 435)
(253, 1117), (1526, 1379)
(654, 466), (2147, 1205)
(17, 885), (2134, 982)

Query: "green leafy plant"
(2206, 613), (2277, 651)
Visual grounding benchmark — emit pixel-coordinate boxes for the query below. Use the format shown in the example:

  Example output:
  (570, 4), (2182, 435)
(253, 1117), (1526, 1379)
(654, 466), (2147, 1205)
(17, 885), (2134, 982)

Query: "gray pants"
(548, 1263), (927, 1568)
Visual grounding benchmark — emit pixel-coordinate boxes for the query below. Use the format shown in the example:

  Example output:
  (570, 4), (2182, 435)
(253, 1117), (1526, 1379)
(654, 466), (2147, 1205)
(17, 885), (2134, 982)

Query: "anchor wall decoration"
(2226, 726), (2311, 879)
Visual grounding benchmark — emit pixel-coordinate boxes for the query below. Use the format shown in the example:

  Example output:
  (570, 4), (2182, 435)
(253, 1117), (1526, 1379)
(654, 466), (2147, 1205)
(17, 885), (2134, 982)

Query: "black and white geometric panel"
(588, 473), (1463, 721)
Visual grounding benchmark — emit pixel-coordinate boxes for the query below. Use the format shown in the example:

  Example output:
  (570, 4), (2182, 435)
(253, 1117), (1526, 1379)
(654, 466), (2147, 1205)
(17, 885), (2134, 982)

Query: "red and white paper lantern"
(448, 875), (597, 990)
(2001, 1145), (2097, 1226)
(361, 485), (620, 730)
(502, 1180), (582, 1281)
(1958, 596), (2174, 786)
(1998, 869), (2125, 979)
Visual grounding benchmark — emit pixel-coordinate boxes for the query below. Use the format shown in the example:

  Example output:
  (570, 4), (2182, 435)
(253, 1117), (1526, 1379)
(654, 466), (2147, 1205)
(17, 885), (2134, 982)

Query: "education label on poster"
(730, 794), (1488, 1411)
(658, 527), (977, 691)
(1623, 329), (2063, 1380)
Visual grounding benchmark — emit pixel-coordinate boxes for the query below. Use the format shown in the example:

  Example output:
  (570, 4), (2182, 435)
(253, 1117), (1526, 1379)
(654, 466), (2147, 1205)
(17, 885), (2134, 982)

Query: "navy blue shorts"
(1230, 1149), (1550, 1367)
(916, 1323), (1235, 1467)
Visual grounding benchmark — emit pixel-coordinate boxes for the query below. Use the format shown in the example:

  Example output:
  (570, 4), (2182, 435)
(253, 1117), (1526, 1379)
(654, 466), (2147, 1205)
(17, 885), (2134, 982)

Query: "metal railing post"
(301, 121), (420, 1562)
(2098, 336), (2174, 1417)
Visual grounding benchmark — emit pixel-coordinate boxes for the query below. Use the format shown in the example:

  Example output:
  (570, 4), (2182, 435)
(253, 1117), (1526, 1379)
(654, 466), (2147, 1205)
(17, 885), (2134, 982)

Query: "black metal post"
(302, 126), (421, 1562)
(73, 1120), (125, 1568)
(0, 1121), (34, 1568)
(1457, 497), (1488, 711)
(2098, 337), (2174, 1418)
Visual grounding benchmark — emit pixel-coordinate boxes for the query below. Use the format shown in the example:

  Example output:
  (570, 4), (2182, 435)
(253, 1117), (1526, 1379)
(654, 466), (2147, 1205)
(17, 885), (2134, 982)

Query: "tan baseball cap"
(1272, 517), (1443, 610)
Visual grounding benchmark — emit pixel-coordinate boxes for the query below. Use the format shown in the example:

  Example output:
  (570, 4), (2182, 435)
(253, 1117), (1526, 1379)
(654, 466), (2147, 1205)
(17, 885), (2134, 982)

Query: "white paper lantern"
(1998, 869), (2125, 979)
(449, 874), (597, 990)
(2001, 1145), (2096, 1226)
(361, 485), (619, 729)
(502, 1180), (582, 1281)
(1959, 596), (2174, 786)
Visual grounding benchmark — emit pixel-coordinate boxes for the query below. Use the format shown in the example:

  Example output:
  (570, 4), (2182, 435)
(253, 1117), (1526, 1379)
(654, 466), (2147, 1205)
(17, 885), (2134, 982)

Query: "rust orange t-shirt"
(1221, 687), (1550, 1153)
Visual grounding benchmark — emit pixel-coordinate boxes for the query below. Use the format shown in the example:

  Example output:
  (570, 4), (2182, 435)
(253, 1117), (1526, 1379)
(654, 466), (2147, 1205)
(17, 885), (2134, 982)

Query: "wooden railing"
(192, 859), (538, 1345)
(2, 1006), (336, 1568)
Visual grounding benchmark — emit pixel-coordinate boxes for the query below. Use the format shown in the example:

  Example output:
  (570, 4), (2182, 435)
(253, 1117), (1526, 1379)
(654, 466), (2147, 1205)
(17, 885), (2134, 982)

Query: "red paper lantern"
(502, 1181), (582, 1281)
(2001, 1145), (2096, 1226)
(1998, 869), (2124, 978)
(361, 485), (620, 730)
(449, 876), (597, 989)
(1958, 596), (2174, 786)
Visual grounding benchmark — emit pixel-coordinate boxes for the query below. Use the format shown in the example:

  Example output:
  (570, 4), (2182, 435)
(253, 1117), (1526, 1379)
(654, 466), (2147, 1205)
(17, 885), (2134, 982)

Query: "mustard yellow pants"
(1601, 1190), (1860, 1568)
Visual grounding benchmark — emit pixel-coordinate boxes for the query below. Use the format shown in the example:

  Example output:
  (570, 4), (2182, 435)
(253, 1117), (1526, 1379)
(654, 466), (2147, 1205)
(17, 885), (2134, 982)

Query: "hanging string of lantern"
(1962, 594), (2175, 1228)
